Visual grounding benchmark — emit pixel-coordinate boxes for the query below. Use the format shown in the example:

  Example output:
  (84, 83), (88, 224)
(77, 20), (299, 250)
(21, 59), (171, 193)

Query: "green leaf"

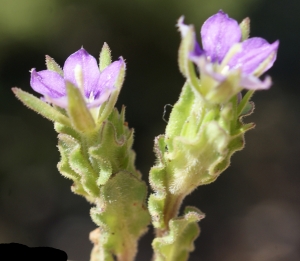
(90, 171), (150, 261)
(12, 88), (71, 126)
(66, 82), (96, 133)
(152, 206), (205, 261)
(99, 42), (112, 72)
(45, 55), (63, 76)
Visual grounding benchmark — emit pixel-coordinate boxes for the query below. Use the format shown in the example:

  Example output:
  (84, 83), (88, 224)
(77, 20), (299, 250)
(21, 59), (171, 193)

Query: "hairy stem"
(156, 193), (184, 237)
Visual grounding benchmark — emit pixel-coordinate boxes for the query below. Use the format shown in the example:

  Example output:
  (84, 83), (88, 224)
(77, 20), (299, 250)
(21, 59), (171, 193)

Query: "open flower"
(30, 48), (124, 108)
(178, 10), (279, 91)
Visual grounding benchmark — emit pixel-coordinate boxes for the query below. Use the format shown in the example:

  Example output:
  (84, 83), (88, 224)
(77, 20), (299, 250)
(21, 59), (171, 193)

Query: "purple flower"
(30, 48), (124, 108)
(178, 10), (279, 90)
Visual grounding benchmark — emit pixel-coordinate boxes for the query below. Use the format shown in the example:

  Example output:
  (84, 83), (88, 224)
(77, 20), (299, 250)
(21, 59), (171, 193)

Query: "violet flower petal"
(228, 38), (279, 74)
(177, 16), (205, 57)
(48, 96), (69, 108)
(240, 74), (272, 90)
(201, 10), (241, 63)
(30, 69), (65, 98)
(87, 58), (124, 108)
(98, 59), (124, 93)
(63, 48), (100, 98)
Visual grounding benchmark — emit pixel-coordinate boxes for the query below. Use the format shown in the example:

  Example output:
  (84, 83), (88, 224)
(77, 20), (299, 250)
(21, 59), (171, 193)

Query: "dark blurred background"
(0, 0), (299, 260)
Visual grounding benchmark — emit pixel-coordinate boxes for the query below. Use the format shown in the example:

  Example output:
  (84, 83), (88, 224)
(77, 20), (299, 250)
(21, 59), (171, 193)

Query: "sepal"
(66, 81), (96, 133)
(99, 42), (112, 72)
(45, 55), (64, 76)
(239, 17), (250, 41)
(12, 88), (71, 126)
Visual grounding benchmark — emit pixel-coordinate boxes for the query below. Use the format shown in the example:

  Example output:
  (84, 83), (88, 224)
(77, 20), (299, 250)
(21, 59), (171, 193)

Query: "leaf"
(90, 171), (150, 261)
(152, 206), (205, 261)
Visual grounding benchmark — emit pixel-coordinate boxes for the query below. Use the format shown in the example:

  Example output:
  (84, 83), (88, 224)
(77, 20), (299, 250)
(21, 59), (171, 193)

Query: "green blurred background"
(0, 0), (299, 260)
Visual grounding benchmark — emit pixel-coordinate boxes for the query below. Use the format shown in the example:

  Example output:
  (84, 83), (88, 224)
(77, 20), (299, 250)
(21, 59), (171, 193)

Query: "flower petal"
(177, 16), (204, 57)
(97, 59), (124, 96)
(87, 58), (124, 108)
(63, 48), (100, 98)
(201, 10), (241, 63)
(228, 38), (279, 74)
(30, 69), (65, 98)
(240, 74), (272, 90)
(47, 96), (69, 108)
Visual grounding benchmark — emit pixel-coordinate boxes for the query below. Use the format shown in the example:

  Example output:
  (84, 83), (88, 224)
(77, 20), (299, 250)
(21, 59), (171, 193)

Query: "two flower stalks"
(13, 10), (278, 261)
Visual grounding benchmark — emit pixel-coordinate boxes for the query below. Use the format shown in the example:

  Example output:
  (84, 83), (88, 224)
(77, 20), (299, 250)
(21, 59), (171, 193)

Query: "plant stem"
(156, 192), (184, 237)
